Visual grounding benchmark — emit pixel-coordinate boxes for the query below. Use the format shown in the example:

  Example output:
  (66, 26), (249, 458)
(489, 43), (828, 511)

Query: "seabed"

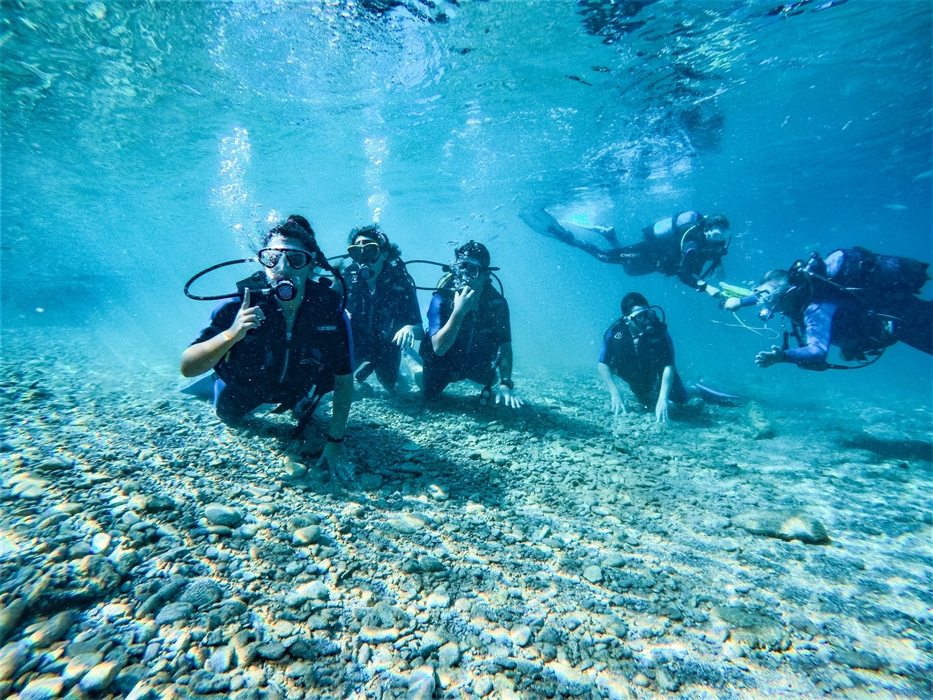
(1, 331), (931, 699)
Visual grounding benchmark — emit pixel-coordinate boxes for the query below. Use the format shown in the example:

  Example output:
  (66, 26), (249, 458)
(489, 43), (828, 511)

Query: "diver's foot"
(354, 381), (375, 399)
(478, 385), (493, 407)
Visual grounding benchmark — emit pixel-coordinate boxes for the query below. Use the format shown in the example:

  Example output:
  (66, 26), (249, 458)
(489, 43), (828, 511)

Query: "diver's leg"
(421, 360), (454, 401)
(373, 343), (402, 391)
(213, 378), (264, 424)
(894, 297), (933, 355)
(611, 241), (656, 275)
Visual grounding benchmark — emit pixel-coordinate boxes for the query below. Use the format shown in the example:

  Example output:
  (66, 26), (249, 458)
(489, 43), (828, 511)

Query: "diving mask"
(348, 241), (381, 265)
(450, 259), (486, 289)
(258, 247), (313, 270)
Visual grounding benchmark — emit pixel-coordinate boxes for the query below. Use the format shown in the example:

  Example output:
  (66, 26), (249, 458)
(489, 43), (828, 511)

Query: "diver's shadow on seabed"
(840, 433), (933, 463)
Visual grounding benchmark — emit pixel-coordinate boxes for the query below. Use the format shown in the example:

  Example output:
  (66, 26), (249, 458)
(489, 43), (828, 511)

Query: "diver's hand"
(317, 441), (355, 482)
(393, 324), (417, 349)
(495, 385), (523, 409)
(756, 346), (785, 368)
(610, 391), (626, 416)
(228, 288), (264, 342)
(451, 287), (477, 317)
(655, 397), (669, 423)
(723, 298), (742, 312)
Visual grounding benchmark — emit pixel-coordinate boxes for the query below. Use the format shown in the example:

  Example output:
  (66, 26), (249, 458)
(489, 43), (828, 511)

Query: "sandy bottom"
(1, 331), (931, 699)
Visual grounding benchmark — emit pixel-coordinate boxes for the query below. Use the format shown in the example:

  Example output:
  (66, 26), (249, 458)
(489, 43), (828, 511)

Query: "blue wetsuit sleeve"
(784, 302), (836, 365)
(739, 295), (758, 308)
(598, 337), (610, 365)
(426, 294), (444, 337)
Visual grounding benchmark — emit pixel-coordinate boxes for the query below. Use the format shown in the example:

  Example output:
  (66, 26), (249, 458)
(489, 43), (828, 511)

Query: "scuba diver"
(419, 241), (523, 408)
(340, 225), (423, 394)
(599, 292), (738, 421)
(722, 247), (932, 370)
(181, 215), (354, 479)
(520, 207), (730, 292)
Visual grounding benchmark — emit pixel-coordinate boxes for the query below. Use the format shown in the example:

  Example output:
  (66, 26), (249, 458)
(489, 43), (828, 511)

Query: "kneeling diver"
(599, 292), (737, 423)
(181, 216), (354, 479)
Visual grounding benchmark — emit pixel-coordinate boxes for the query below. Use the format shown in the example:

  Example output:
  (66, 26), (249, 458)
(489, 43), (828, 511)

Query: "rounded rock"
(204, 503), (244, 528)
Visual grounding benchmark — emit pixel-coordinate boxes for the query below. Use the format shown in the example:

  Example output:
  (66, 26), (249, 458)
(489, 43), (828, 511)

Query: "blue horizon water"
(2, 1), (930, 400)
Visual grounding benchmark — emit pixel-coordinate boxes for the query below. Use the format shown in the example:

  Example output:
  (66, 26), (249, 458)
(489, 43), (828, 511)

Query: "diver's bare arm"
(598, 362), (622, 399)
(659, 365), (674, 402)
(181, 335), (237, 377)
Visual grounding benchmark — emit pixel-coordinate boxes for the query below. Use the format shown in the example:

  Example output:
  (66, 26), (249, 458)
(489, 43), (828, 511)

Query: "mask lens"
(258, 249), (282, 268)
(628, 309), (651, 324)
(285, 250), (312, 269)
(258, 248), (311, 269)
(455, 261), (481, 279)
(348, 242), (380, 264)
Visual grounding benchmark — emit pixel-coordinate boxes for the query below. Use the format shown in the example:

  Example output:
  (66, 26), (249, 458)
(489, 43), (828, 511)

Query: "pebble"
(734, 509), (829, 545)
(204, 503), (244, 527)
(179, 578), (223, 608)
(437, 642), (460, 668)
(425, 592), (450, 608)
(714, 606), (788, 650)
(473, 675), (494, 697)
(90, 532), (112, 554)
(155, 602), (194, 626)
(0, 640), (30, 681)
(30, 611), (76, 647)
(359, 627), (400, 644)
(388, 514), (427, 534)
(582, 565), (603, 583)
(292, 525), (321, 545)
(256, 641), (286, 660)
(19, 676), (63, 700)
(64, 652), (103, 683)
(408, 665), (435, 700)
(0, 598), (25, 645)
(79, 660), (119, 692)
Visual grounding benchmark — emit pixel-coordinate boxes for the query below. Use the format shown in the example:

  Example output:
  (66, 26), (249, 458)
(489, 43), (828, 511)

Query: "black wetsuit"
(523, 208), (723, 290)
(599, 318), (687, 407)
(419, 283), (511, 400)
(191, 280), (353, 423)
(344, 260), (422, 389)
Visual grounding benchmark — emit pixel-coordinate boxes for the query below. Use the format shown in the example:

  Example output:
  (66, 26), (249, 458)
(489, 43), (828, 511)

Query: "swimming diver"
(419, 241), (523, 408)
(520, 207), (730, 292)
(723, 247), (932, 370)
(181, 215), (355, 479)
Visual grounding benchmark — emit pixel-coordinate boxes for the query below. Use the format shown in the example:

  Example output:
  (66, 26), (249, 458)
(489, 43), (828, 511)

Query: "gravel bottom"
(1, 331), (931, 699)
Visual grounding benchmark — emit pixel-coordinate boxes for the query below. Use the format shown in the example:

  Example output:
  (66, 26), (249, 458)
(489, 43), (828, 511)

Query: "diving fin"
(180, 374), (216, 400)
(693, 383), (740, 404)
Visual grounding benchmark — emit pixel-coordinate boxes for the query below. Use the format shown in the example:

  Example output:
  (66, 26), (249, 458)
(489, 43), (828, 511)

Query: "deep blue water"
(2, 0), (930, 404)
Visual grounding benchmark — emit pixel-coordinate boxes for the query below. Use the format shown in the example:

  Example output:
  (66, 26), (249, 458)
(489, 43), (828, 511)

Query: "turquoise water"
(1, 1), (932, 698)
